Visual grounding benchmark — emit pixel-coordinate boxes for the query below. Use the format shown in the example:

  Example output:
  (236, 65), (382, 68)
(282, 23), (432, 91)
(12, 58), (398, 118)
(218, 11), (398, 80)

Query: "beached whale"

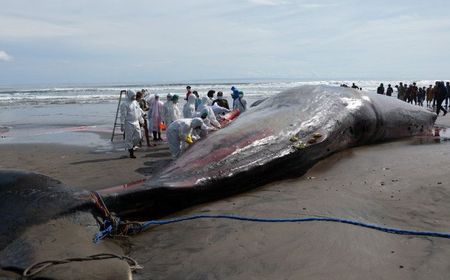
(0, 85), (436, 278)
(103, 85), (436, 218)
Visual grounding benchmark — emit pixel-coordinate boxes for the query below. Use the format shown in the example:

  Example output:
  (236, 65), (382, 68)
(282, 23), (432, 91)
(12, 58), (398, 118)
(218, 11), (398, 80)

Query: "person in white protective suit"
(166, 117), (214, 158)
(195, 105), (221, 129)
(170, 94), (182, 123)
(211, 103), (231, 119)
(196, 96), (212, 114)
(162, 93), (173, 127)
(183, 94), (196, 118)
(120, 89), (144, 158)
(148, 94), (164, 141)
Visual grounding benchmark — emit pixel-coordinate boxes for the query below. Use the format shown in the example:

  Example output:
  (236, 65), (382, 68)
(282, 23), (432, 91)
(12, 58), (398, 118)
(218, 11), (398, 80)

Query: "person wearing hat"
(232, 90), (247, 113)
(196, 97), (221, 128)
(162, 93), (173, 130)
(120, 89), (144, 158)
(183, 93), (196, 118)
(170, 94), (181, 123)
(166, 117), (213, 158)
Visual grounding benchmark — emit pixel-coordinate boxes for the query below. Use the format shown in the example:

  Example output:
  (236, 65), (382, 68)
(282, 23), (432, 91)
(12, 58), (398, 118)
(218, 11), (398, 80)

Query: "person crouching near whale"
(120, 89), (144, 158)
(166, 117), (215, 158)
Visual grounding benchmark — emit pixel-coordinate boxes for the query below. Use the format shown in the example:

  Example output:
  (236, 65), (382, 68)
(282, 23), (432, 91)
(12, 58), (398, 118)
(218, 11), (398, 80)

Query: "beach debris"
(292, 141), (306, 150)
(312, 132), (322, 139)
(307, 138), (317, 144)
(289, 135), (299, 142)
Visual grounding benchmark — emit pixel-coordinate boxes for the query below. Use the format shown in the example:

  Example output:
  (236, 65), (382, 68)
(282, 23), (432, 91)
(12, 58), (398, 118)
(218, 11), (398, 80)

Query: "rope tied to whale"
(90, 191), (450, 242)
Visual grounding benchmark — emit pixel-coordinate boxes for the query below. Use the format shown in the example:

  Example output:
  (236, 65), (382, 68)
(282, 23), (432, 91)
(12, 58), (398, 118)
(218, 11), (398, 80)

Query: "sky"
(0, 0), (449, 86)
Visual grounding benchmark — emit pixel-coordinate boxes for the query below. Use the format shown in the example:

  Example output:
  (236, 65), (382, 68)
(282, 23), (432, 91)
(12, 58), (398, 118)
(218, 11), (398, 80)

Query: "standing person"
(377, 83), (385, 95)
(417, 87), (425, 106)
(411, 82), (418, 105)
(166, 117), (214, 158)
(435, 81), (448, 116)
(162, 93), (173, 129)
(183, 94), (196, 118)
(185, 86), (192, 101)
(148, 94), (164, 141)
(193, 91), (201, 111)
(120, 90), (144, 158)
(396, 82), (405, 101)
(232, 91), (247, 113)
(446, 82), (450, 108)
(207, 90), (215, 103)
(136, 91), (150, 147)
(386, 84), (393, 97)
(405, 84), (413, 104)
(212, 91), (230, 109)
(426, 85), (433, 107)
(170, 94), (182, 123)
(231, 86), (240, 97)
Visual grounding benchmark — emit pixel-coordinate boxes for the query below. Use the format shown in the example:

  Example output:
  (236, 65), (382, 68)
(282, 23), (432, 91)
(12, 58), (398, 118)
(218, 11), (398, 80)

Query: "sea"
(0, 80), (439, 148)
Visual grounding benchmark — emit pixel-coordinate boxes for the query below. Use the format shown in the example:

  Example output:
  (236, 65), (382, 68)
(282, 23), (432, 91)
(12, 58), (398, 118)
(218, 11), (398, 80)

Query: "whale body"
(103, 85), (436, 217)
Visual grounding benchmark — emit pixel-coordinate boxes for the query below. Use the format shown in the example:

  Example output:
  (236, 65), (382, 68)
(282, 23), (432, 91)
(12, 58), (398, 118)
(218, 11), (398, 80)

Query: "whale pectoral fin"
(0, 213), (132, 279)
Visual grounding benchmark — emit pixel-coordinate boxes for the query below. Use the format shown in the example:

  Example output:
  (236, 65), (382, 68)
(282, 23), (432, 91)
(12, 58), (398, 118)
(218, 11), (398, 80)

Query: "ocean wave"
(0, 80), (439, 106)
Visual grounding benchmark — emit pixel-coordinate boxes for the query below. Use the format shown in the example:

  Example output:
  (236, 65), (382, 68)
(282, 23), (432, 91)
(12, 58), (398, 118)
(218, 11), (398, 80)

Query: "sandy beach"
(1, 111), (450, 279)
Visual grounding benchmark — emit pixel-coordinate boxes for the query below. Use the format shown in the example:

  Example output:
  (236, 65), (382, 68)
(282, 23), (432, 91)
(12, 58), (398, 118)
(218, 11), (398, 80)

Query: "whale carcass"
(103, 85), (436, 217)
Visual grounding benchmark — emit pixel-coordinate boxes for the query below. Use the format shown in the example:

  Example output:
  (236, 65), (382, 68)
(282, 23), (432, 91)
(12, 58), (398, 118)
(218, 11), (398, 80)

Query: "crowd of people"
(343, 81), (450, 116)
(376, 81), (450, 116)
(120, 85), (247, 158)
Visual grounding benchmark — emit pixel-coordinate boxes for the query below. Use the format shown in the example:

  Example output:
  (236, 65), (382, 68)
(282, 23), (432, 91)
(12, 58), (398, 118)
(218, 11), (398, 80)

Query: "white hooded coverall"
(120, 90), (144, 150)
(166, 118), (209, 158)
(183, 94), (196, 118)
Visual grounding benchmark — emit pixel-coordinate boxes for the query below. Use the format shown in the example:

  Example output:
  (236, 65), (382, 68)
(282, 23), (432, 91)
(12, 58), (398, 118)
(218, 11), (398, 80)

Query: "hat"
(200, 108), (208, 119)
(191, 117), (204, 129)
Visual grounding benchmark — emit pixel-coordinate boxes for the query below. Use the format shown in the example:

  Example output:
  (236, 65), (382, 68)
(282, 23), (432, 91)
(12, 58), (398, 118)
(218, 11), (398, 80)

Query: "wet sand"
(0, 132), (172, 190)
(1, 116), (450, 279)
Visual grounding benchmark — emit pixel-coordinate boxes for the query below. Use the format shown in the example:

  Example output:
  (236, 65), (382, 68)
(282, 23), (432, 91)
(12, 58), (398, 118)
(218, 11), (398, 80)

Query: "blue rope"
(138, 214), (450, 239)
(93, 224), (113, 243)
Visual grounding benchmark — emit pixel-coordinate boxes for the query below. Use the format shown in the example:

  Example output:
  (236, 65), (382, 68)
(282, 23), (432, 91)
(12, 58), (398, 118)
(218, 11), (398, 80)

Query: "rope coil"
(23, 253), (142, 277)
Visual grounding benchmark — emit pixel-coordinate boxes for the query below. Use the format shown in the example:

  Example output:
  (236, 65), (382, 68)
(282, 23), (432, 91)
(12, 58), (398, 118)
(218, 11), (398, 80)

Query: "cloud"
(0, 51), (12, 61)
(0, 15), (81, 40)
